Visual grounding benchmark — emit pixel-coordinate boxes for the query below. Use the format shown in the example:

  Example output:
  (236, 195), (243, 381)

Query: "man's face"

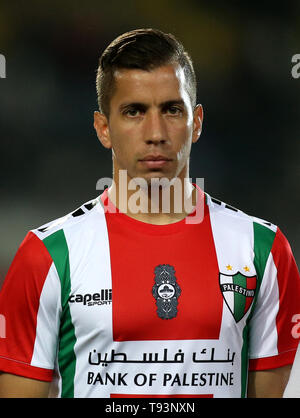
(94, 64), (203, 185)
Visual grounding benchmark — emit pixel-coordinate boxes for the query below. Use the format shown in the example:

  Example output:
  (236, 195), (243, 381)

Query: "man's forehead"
(111, 64), (191, 104)
(114, 63), (184, 81)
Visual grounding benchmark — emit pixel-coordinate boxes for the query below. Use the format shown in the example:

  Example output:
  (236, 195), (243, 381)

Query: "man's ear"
(192, 104), (204, 144)
(93, 111), (112, 149)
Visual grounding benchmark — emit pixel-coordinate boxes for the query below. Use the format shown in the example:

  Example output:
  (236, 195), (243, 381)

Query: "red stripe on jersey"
(249, 349), (297, 371)
(103, 189), (223, 341)
(271, 228), (300, 356)
(110, 393), (213, 398)
(0, 231), (53, 377)
(0, 356), (53, 381)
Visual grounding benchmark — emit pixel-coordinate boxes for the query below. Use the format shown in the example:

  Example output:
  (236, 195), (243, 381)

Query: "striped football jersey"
(0, 187), (299, 398)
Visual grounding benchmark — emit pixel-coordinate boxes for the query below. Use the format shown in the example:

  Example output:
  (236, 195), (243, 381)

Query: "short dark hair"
(96, 28), (197, 117)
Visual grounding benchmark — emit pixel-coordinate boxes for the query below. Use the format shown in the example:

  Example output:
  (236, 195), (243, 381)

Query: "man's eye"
(124, 109), (142, 117)
(166, 107), (182, 115)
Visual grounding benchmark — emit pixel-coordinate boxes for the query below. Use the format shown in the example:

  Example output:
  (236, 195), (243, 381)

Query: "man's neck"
(107, 176), (197, 225)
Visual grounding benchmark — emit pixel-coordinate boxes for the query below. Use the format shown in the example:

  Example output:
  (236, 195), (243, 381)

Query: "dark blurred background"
(0, 0), (299, 287)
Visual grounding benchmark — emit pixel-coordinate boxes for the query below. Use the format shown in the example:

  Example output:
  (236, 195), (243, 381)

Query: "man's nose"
(144, 111), (168, 145)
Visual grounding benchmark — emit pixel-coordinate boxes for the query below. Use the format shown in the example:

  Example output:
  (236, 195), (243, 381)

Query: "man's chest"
(66, 223), (256, 343)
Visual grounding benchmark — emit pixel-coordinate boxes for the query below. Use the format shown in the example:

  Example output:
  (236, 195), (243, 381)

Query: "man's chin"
(137, 172), (177, 186)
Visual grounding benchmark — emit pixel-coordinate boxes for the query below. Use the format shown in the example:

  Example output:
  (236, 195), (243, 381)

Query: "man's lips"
(140, 155), (172, 161)
(138, 155), (172, 169)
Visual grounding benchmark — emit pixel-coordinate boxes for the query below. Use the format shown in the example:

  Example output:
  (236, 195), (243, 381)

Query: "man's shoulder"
(205, 193), (277, 234)
(31, 196), (103, 241)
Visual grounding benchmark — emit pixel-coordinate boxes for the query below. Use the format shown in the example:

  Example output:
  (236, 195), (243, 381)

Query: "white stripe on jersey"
(248, 252), (280, 359)
(64, 202), (114, 398)
(207, 196), (256, 277)
(31, 262), (61, 370)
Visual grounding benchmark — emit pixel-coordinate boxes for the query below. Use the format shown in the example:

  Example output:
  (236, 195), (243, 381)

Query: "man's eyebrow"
(119, 99), (185, 111)
(119, 102), (147, 112)
(160, 99), (185, 109)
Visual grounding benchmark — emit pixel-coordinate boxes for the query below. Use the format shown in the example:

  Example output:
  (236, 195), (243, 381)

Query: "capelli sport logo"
(68, 289), (112, 306)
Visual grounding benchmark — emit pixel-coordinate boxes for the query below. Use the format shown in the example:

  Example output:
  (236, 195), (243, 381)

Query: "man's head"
(96, 28), (197, 118)
(94, 28), (203, 186)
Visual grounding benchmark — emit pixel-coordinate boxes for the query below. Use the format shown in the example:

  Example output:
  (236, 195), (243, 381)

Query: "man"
(0, 28), (299, 398)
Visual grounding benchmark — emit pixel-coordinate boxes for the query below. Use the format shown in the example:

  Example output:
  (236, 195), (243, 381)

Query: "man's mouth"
(139, 155), (172, 169)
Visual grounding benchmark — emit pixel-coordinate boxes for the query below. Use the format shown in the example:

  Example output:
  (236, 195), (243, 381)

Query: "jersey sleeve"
(0, 231), (61, 381)
(249, 227), (300, 371)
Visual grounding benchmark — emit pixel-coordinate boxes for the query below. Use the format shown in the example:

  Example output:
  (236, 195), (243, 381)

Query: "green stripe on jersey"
(253, 222), (276, 282)
(43, 229), (77, 398)
(241, 325), (249, 398)
(240, 221), (276, 397)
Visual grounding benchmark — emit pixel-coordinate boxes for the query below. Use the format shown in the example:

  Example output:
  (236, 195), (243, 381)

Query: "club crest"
(152, 264), (181, 319)
(219, 271), (257, 322)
